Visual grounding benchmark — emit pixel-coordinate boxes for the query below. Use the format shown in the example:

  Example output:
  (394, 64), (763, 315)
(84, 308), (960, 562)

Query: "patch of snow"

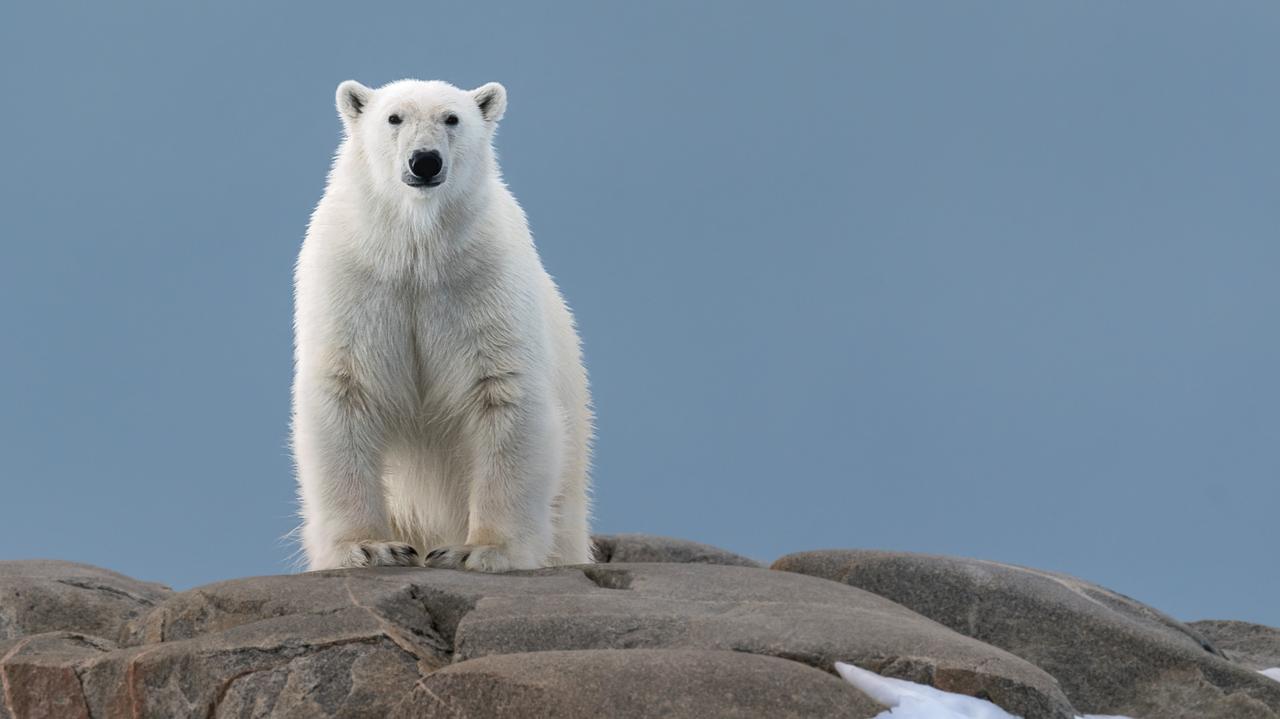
(834, 661), (1133, 719)
(1261, 667), (1280, 682)
(835, 661), (1023, 719)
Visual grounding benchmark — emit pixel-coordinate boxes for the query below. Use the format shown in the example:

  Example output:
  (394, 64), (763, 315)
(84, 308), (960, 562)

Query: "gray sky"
(1, 2), (1276, 625)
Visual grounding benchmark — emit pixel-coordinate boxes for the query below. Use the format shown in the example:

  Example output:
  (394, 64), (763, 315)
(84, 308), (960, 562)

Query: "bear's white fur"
(292, 79), (592, 572)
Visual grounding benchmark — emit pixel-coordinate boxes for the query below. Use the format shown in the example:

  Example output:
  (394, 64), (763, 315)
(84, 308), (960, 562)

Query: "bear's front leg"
(423, 379), (559, 572)
(293, 371), (419, 570)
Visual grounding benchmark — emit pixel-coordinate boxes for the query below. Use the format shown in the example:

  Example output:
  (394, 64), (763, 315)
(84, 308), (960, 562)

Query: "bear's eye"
(388, 114), (402, 126)
(444, 113), (459, 126)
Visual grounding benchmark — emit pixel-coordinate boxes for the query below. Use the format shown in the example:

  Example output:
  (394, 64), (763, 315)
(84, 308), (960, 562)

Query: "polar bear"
(291, 79), (593, 572)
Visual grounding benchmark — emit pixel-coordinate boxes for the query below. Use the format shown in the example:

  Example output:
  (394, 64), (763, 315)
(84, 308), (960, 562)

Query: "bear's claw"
(340, 541), (420, 568)
(422, 544), (526, 573)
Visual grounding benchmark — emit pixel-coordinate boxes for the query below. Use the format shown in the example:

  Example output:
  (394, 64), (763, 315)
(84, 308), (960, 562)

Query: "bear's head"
(335, 79), (506, 203)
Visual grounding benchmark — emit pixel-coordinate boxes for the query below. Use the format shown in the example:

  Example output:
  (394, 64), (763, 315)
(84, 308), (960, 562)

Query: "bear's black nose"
(408, 150), (444, 182)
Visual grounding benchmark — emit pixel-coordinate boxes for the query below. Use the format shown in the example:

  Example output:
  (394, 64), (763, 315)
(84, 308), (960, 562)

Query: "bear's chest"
(362, 276), (502, 415)
(326, 236), (522, 419)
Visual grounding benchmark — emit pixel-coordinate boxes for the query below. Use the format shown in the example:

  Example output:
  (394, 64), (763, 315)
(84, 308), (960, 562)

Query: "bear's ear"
(336, 80), (373, 125)
(471, 82), (507, 124)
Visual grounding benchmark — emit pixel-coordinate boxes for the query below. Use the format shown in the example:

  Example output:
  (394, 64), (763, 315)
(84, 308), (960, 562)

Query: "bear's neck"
(351, 175), (504, 280)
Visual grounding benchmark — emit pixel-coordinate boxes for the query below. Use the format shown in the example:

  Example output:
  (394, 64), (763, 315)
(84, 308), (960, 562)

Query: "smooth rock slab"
(0, 560), (171, 643)
(592, 533), (763, 567)
(451, 563), (1076, 719)
(1191, 620), (1280, 672)
(402, 649), (884, 718)
(773, 550), (1280, 718)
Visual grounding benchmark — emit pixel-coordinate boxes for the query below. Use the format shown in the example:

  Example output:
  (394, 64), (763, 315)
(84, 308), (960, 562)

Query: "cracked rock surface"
(2, 537), (1276, 718)
(773, 549), (1280, 718)
(0, 560), (172, 645)
(0, 557), (1070, 718)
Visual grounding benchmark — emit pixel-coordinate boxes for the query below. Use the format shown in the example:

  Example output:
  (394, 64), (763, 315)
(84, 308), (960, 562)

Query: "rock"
(592, 533), (762, 567)
(0, 560), (171, 643)
(773, 550), (1280, 718)
(0, 560), (1076, 718)
(452, 563), (1075, 718)
(404, 649), (884, 718)
(18, 550), (1273, 718)
(0, 632), (113, 719)
(0, 619), (425, 718)
(1191, 620), (1280, 671)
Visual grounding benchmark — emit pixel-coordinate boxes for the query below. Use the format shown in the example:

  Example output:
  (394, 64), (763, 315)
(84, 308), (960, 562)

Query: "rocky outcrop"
(1191, 620), (1280, 672)
(1, 538), (1276, 718)
(1, 559), (1071, 718)
(591, 533), (762, 567)
(0, 560), (172, 643)
(773, 549), (1280, 718)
